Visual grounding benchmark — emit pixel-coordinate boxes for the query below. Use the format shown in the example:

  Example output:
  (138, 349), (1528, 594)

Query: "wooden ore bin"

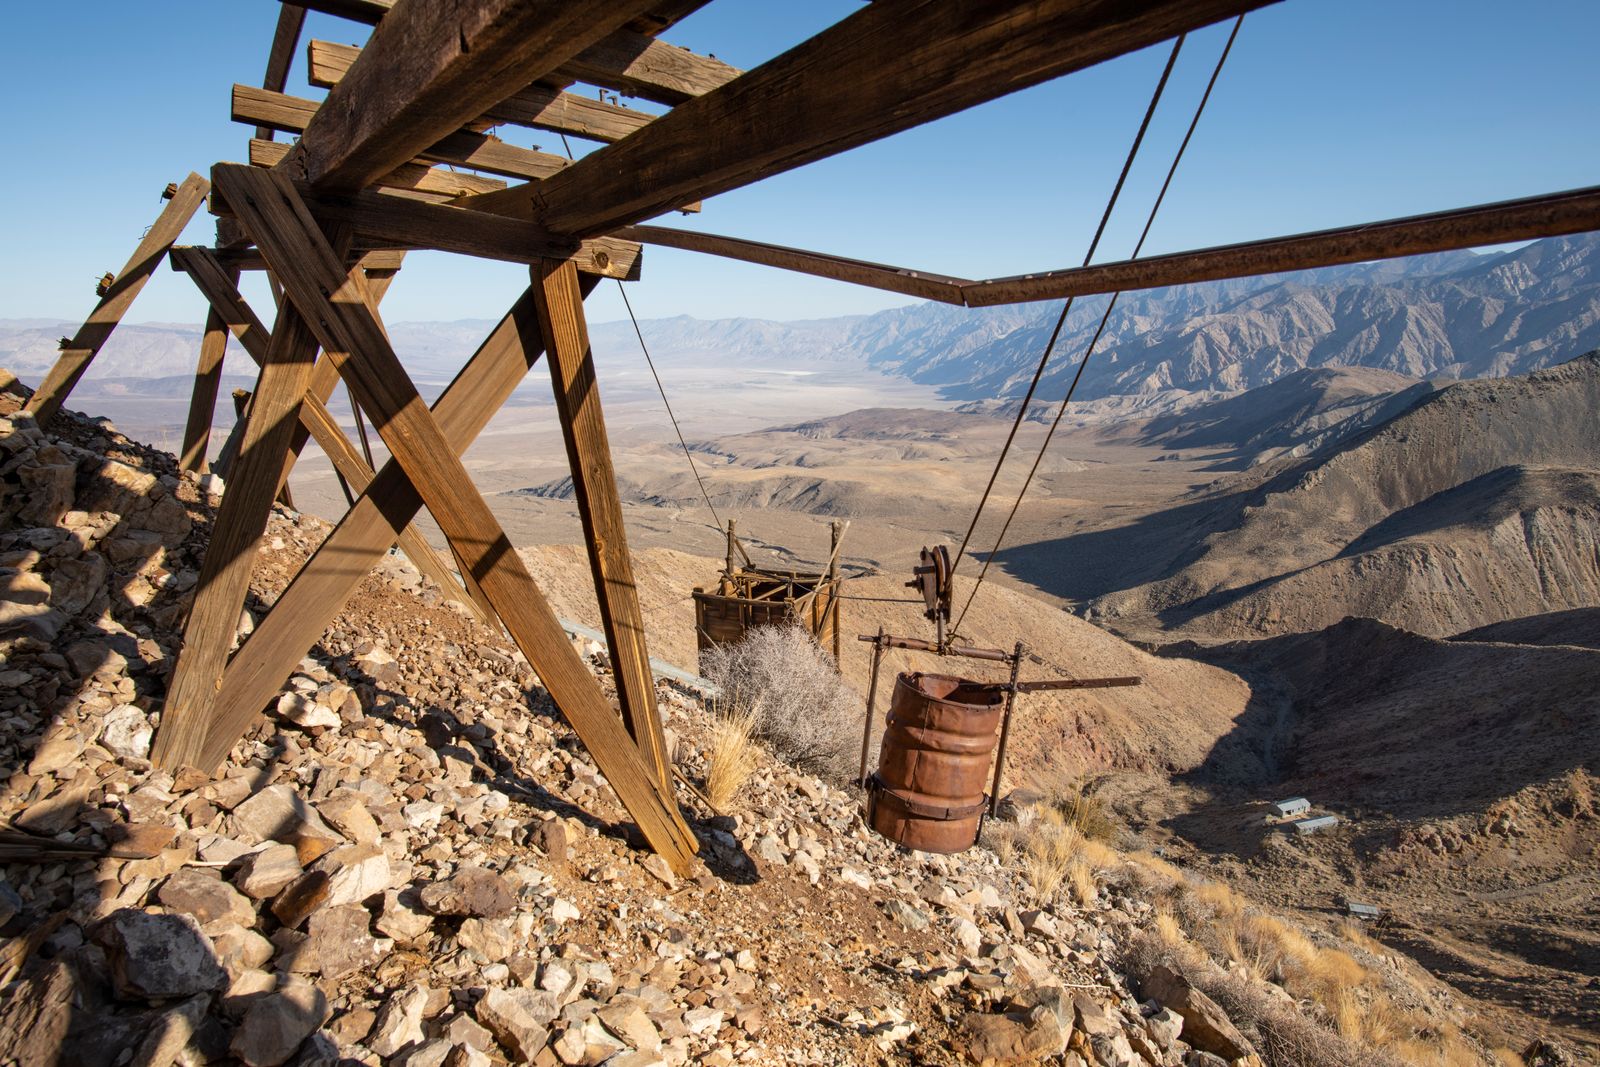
(867, 671), (1006, 853)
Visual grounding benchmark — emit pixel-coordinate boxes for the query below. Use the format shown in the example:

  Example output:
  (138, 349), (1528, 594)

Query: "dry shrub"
(1026, 770), (1117, 841)
(1078, 837), (1120, 872)
(1018, 805), (1082, 901)
(704, 708), (758, 810)
(1491, 1049), (1527, 1067)
(1066, 859), (1097, 905)
(1338, 919), (1384, 955)
(701, 623), (858, 779)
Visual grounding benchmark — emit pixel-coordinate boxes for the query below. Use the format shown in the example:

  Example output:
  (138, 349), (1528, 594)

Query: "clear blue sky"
(1, 1), (1596, 329)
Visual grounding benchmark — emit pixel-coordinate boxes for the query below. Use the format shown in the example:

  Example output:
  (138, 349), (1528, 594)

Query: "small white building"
(1272, 797), (1311, 819)
(1293, 815), (1339, 835)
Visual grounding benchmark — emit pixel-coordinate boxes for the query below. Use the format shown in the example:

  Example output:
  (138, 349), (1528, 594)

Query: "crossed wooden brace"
(148, 164), (694, 871)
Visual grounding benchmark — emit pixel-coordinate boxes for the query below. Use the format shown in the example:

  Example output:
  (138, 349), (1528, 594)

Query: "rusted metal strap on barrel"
(864, 774), (991, 821)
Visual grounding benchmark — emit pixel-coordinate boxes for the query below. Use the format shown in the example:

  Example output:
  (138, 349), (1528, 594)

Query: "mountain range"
(5, 232), (1599, 404)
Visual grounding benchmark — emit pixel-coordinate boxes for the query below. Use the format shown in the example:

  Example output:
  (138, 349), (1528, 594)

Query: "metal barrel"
(867, 671), (1006, 853)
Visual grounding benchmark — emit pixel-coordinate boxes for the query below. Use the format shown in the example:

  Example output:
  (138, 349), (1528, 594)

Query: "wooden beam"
(292, 0), (737, 106)
(234, 85), (570, 183)
(152, 227), (343, 774)
(558, 28), (738, 106)
(619, 224), (970, 305)
(25, 174), (210, 425)
(200, 281), (581, 777)
(209, 243), (408, 273)
(961, 184), (1600, 306)
(467, 0), (1271, 237)
(170, 244), (485, 622)
(212, 174), (642, 279)
(309, 39), (655, 144)
(178, 301), (234, 473)
(286, 0), (657, 191)
(218, 164), (697, 871)
(532, 257), (670, 792)
(257, 5), (307, 140)
(249, 138), (507, 200)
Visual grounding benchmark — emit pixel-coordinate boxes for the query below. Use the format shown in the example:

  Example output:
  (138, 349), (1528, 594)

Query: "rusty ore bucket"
(867, 671), (1005, 853)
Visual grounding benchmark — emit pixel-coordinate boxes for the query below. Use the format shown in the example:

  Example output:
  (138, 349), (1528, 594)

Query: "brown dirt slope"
(518, 544), (1252, 789)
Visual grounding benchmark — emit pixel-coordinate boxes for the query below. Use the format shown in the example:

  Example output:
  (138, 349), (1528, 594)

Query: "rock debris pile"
(1, 377), (1264, 1065)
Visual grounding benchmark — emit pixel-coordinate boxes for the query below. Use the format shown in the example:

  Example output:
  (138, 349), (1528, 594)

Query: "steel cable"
(952, 16), (1245, 638)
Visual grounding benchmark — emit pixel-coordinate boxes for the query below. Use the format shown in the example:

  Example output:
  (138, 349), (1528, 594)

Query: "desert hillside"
(1071, 352), (1600, 639)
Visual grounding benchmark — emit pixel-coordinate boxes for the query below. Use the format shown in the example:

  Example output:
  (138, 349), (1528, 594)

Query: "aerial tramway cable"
(557, 132), (733, 543)
(949, 34), (1187, 577)
(951, 16), (1245, 640)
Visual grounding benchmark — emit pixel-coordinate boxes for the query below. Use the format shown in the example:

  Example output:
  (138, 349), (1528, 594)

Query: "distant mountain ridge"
(5, 233), (1598, 402)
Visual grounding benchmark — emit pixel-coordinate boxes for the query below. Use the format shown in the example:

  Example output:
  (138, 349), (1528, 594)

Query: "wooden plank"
(177, 303), (233, 473)
(171, 245), (483, 621)
(213, 176), (641, 279)
(249, 138), (507, 200)
(218, 164), (697, 871)
(202, 283), (571, 776)
(292, 0), (736, 105)
(211, 243), (408, 273)
(234, 85), (570, 183)
(532, 257), (670, 792)
(467, 0), (1271, 236)
(286, 0), (657, 191)
(559, 28), (738, 106)
(257, 4), (307, 140)
(309, 39), (655, 143)
(619, 224), (970, 304)
(25, 174), (210, 425)
(962, 183), (1600, 306)
(151, 227), (346, 773)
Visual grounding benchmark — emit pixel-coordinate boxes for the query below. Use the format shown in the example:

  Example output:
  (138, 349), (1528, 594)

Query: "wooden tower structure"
(21, 0), (1600, 873)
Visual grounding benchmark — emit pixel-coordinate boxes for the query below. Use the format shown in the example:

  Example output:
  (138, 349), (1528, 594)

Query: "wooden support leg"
(151, 227), (349, 773)
(26, 175), (210, 426)
(532, 259), (670, 792)
(172, 245), (486, 623)
(179, 300), (233, 474)
(199, 282), (570, 776)
(216, 164), (695, 872)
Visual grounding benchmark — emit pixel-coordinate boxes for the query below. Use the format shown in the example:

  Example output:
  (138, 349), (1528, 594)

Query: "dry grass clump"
(1120, 861), (1500, 1067)
(1018, 806), (1083, 901)
(1026, 770), (1117, 841)
(704, 708), (759, 810)
(700, 623), (858, 779)
(1066, 859), (1098, 905)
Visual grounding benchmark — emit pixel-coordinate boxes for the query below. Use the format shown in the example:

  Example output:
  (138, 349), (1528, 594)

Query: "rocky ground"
(0, 376), (1290, 1066)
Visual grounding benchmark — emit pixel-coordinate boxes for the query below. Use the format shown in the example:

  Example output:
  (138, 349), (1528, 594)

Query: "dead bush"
(701, 622), (858, 779)
(704, 708), (759, 810)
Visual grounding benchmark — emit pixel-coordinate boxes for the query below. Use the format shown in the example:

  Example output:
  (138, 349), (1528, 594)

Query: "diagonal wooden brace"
(531, 258), (670, 793)
(170, 246), (488, 625)
(151, 225), (346, 774)
(199, 281), (576, 777)
(214, 164), (697, 872)
(26, 174), (211, 426)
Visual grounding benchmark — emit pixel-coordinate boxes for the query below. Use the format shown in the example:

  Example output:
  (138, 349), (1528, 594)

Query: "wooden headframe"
(33, 0), (1596, 874)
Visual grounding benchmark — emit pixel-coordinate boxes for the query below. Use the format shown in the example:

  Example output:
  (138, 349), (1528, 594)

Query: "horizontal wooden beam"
(961, 184), (1600, 306)
(234, 85), (570, 183)
(619, 224), (970, 304)
(309, 39), (655, 143)
(558, 28), (739, 106)
(291, 0), (738, 106)
(201, 245), (409, 273)
(249, 138), (506, 201)
(468, 0), (1271, 237)
(289, 0), (655, 190)
(209, 168), (641, 279)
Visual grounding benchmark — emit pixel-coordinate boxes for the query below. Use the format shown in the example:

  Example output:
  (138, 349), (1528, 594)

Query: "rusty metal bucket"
(867, 671), (1006, 853)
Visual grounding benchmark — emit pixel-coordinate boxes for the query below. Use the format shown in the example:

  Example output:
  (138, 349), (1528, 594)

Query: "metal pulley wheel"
(905, 545), (952, 625)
